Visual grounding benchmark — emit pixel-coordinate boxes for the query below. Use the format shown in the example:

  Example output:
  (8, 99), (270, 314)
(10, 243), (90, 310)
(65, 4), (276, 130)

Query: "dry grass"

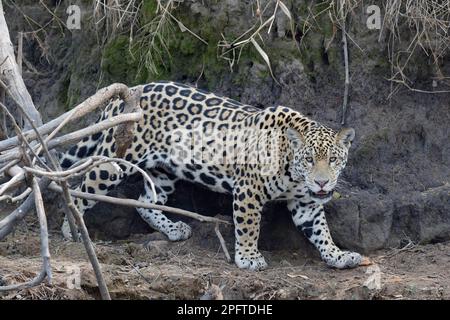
(381, 0), (450, 94)
(300, 0), (450, 94)
(6, 0), (450, 92)
(218, 0), (294, 81)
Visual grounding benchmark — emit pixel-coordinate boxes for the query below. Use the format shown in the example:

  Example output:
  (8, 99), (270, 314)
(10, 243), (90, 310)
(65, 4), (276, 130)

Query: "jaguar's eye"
(329, 157), (337, 163)
(305, 157), (314, 163)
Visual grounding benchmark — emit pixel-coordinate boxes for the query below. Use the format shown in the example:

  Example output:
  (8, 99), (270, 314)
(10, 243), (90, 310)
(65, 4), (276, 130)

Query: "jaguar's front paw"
(235, 251), (268, 271)
(166, 221), (192, 241)
(325, 251), (362, 269)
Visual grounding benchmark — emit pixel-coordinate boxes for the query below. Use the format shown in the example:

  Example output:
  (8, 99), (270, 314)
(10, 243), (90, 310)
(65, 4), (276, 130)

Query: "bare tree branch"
(0, 1), (42, 130)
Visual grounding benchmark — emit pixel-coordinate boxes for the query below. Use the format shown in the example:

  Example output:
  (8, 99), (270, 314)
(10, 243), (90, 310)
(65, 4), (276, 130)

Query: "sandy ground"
(1, 217), (450, 300)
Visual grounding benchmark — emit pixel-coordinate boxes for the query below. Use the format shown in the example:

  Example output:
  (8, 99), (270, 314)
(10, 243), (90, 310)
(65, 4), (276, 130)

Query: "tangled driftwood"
(0, 2), (231, 300)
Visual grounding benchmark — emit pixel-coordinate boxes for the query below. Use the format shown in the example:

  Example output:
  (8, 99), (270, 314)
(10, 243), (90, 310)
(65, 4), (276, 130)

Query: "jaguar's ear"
(286, 128), (304, 150)
(336, 128), (355, 148)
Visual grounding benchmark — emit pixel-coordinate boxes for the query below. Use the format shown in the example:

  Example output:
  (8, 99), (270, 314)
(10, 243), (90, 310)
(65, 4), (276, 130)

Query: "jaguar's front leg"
(288, 199), (361, 269)
(232, 184), (268, 271)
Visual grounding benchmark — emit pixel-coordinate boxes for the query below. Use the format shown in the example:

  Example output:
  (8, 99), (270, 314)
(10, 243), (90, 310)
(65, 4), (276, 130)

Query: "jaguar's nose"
(314, 179), (329, 188)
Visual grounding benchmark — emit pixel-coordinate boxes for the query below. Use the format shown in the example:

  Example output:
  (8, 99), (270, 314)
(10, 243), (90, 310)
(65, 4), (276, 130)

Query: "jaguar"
(60, 81), (362, 271)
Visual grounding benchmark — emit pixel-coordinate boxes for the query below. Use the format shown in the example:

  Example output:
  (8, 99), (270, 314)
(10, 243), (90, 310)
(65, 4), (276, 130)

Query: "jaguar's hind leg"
(137, 169), (192, 241)
(61, 162), (125, 240)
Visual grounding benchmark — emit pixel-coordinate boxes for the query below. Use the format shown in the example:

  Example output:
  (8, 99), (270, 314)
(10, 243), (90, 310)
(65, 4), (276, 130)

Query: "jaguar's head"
(286, 125), (355, 203)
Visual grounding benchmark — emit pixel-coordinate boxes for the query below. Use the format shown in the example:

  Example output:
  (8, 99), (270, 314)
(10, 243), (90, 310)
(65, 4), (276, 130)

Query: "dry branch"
(32, 177), (52, 284)
(340, 20), (350, 125)
(0, 1), (41, 130)
(0, 111), (143, 164)
(0, 2), (234, 298)
(0, 2), (118, 297)
(48, 182), (231, 225)
(0, 178), (50, 237)
(61, 183), (111, 300)
(0, 83), (137, 152)
(215, 223), (232, 263)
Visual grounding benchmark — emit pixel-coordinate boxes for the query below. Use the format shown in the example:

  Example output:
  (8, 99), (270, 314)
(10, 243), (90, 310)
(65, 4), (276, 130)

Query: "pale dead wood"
(0, 111), (143, 164)
(32, 177), (52, 284)
(48, 182), (231, 225)
(26, 155), (157, 201)
(0, 83), (135, 152)
(0, 2), (112, 297)
(61, 183), (111, 300)
(340, 11), (350, 125)
(215, 223), (232, 263)
(0, 187), (31, 203)
(16, 32), (23, 75)
(0, 177), (50, 235)
(0, 2), (233, 297)
(0, 1), (41, 130)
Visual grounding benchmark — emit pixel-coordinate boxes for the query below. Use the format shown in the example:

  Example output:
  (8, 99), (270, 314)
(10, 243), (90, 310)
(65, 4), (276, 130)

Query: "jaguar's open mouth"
(309, 189), (333, 199)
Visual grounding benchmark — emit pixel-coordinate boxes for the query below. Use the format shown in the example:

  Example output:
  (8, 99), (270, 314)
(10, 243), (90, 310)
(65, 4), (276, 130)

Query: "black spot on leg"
(235, 216), (244, 223)
(200, 173), (215, 185)
(61, 159), (73, 168)
(68, 146), (77, 156)
(77, 146), (87, 158)
(100, 170), (109, 180)
(302, 219), (314, 229)
(89, 171), (96, 180)
(221, 181), (232, 192)
(302, 227), (313, 238)
(183, 171), (195, 180)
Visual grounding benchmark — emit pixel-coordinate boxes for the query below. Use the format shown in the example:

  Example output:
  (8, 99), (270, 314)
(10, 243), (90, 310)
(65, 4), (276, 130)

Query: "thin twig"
(48, 182), (231, 225)
(340, 18), (350, 125)
(215, 223), (232, 263)
(61, 184), (111, 300)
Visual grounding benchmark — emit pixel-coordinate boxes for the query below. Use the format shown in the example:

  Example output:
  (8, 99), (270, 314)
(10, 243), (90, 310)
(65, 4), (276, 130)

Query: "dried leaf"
(359, 257), (373, 266)
(177, 20), (188, 32)
(278, 1), (292, 21)
(250, 37), (277, 83)
(332, 191), (341, 199)
(287, 273), (310, 280)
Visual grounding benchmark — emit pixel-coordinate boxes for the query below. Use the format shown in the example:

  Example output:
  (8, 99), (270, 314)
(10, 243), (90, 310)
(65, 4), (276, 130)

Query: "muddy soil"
(1, 217), (449, 300)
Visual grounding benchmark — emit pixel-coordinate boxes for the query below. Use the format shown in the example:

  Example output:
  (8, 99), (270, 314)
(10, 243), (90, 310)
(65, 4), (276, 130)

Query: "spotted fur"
(60, 81), (361, 271)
